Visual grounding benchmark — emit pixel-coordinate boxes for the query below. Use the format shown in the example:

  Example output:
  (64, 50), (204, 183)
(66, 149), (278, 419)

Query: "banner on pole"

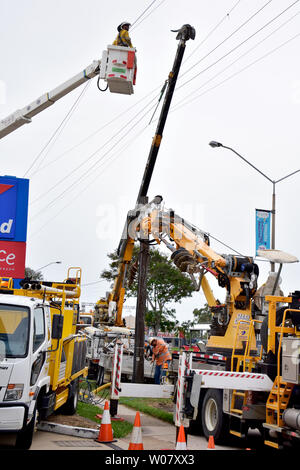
(255, 209), (271, 255)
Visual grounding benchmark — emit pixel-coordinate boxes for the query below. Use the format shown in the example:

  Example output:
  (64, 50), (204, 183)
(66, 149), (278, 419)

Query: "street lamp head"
(209, 140), (223, 148)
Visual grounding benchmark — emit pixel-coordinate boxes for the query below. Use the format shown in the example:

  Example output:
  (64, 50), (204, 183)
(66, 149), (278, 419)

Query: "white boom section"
(119, 383), (174, 398)
(0, 60), (101, 140)
(192, 369), (274, 391)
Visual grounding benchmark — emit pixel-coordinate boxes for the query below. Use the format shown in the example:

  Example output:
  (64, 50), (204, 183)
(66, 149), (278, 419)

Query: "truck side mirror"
(52, 315), (64, 340)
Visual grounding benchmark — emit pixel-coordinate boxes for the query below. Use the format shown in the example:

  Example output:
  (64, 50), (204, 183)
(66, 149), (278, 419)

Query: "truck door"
(30, 306), (47, 387)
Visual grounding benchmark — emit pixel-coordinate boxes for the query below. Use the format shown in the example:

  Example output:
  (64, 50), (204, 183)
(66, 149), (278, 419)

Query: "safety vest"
(113, 29), (133, 48)
(152, 339), (171, 366)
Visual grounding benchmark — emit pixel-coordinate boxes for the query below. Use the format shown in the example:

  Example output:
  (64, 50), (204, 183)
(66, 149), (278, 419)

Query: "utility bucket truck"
(0, 268), (87, 449)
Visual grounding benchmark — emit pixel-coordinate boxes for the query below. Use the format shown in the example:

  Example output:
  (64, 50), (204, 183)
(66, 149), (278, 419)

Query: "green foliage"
(192, 303), (211, 323)
(177, 319), (195, 339)
(101, 246), (194, 334)
(119, 397), (173, 424)
(76, 402), (133, 438)
(24, 267), (43, 281)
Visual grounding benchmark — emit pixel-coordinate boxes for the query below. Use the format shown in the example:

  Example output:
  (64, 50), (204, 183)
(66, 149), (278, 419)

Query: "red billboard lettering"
(0, 241), (26, 279)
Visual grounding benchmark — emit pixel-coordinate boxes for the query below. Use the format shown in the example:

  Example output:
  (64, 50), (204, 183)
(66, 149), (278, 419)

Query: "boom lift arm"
(121, 196), (260, 356)
(0, 45), (137, 140)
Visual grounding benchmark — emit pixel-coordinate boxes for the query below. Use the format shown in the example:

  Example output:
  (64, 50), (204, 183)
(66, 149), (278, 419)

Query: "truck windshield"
(0, 304), (30, 358)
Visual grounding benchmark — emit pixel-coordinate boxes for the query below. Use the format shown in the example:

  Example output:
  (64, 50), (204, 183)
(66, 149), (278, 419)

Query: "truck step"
(230, 408), (243, 414)
(264, 440), (279, 449)
(229, 430), (244, 438)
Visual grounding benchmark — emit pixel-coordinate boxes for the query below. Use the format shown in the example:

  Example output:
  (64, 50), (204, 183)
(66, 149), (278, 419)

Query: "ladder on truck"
(229, 319), (262, 438)
(264, 307), (295, 449)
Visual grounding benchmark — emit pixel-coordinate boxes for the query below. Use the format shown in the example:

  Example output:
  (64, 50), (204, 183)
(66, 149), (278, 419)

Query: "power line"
(172, 30), (300, 113)
(183, 0), (243, 65)
(23, 81), (91, 177)
(177, 0), (274, 83)
(28, 100), (156, 225)
(172, 10), (300, 112)
(81, 280), (105, 287)
(131, 0), (158, 29)
(30, 86), (160, 177)
(29, 92), (159, 207)
(177, 0), (300, 91)
(131, 0), (167, 31)
(28, 125), (149, 238)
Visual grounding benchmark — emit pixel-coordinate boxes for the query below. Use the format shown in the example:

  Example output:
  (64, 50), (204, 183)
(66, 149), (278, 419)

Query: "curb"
(37, 421), (99, 439)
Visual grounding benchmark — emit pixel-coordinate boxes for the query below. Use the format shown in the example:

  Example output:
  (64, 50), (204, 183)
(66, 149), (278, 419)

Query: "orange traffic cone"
(95, 400), (114, 443)
(175, 425), (187, 450)
(207, 435), (215, 449)
(128, 412), (144, 450)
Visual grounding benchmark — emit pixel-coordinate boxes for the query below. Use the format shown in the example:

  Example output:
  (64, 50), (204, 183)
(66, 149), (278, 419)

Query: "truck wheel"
(201, 389), (229, 444)
(61, 379), (79, 415)
(15, 406), (37, 450)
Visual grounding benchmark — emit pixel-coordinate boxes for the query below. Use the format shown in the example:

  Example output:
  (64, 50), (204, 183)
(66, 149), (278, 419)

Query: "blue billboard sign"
(255, 209), (271, 255)
(0, 176), (29, 242)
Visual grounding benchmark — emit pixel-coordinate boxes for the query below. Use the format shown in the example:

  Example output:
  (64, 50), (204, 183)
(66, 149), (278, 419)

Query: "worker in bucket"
(113, 22), (133, 48)
(149, 337), (171, 384)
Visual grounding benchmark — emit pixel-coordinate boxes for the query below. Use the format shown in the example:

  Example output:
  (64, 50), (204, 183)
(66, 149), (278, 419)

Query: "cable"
(130, 0), (167, 31)
(23, 81), (91, 177)
(183, 0), (243, 65)
(178, 0), (274, 83)
(172, 10), (300, 112)
(177, 0), (299, 91)
(28, 125), (148, 239)
(172, 30), (300, 113)
(130, 0), (158, 28)
(28, 101), (156, 224)
(29, 92), (159, 206)
(30, 85), (161, 177)
(81, 280), (105, 287)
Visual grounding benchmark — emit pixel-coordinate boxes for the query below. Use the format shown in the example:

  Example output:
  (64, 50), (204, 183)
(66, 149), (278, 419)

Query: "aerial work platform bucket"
(100, 45), (137, 95)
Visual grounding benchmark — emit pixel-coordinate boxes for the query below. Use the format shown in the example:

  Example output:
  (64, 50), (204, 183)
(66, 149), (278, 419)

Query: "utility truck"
(111, 195), (300, 449)
(0, 268), (87, 449)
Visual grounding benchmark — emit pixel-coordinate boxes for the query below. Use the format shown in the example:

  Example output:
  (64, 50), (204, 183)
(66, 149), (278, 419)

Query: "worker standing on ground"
(149, 337), (171, 384)
(113, 22), (133, 48)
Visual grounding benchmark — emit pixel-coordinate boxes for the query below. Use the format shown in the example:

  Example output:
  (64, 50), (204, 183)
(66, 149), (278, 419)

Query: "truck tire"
(201, 389), (229, 444)
(15, 406), (37, 450)
(60, 379), (79, 415)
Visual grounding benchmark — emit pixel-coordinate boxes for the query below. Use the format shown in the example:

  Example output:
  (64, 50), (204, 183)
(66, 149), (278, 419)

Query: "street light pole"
(36, 261), (62, 271)
(209, 141), (300, 272)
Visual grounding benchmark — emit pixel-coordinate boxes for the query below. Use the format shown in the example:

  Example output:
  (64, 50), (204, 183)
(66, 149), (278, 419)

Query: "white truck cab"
(0, 268), (87, 449)
(0, 295), (52, 445)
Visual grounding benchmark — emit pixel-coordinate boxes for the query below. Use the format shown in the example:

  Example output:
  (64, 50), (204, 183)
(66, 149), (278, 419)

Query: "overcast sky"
(1, 0), (300, 323)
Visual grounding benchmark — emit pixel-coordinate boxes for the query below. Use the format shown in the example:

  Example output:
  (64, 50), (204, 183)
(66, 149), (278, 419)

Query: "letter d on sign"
(0, 219), (13, 234)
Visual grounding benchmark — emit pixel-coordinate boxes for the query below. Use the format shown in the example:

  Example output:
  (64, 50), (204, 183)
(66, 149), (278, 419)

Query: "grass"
(76, 401), (133, 438)
(119, 397), (174, 424)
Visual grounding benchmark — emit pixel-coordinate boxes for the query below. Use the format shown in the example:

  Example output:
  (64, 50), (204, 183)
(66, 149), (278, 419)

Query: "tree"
(101, 246), (194, 334)
(192, 303), (211, 324)
(177, 319), (195, 342)
(24, 267), (43, 281)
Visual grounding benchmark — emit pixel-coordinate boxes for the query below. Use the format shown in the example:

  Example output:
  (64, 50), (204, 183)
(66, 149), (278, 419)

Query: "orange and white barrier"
(95, 400), (114, 443)
(175, 425), (187, 450)
(128, 411), (144, 450)
(207, 435), (215, 449)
